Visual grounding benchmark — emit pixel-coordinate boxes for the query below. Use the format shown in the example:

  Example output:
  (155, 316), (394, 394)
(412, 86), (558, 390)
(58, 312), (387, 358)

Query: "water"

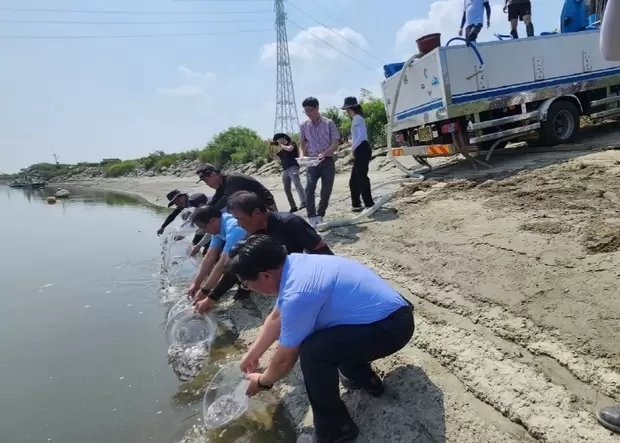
(0, 186), (295, 443)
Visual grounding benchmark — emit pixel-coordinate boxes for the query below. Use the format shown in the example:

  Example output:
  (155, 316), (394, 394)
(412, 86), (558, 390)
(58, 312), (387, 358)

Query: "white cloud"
(157, 65), (216, 99)
(178, 65), (216, 82)
(156, 85), (204, 98)
(260, 26), (368, 62)
(395, 0), (506, 56)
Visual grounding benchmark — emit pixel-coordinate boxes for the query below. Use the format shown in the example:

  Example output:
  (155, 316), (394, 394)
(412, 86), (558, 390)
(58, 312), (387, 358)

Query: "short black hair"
(190, 205), (222, 225)
(227, 191), (267, 215)
(302, 97), (319, 108)
(228, 234), (287, 281)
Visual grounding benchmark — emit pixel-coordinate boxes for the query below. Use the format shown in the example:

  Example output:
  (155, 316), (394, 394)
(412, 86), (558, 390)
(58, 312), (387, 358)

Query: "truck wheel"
(539, 100), (580, 145)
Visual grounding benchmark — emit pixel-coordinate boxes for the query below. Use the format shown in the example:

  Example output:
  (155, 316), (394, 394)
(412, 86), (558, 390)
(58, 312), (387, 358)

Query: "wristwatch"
(257, 376), (273, 391)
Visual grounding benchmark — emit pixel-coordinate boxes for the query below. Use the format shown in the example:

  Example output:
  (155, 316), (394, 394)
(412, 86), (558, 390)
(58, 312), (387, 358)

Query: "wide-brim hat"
(273, 133), (291, 142)
(166, 189), (185, 207)
(341, 96), (360, 109)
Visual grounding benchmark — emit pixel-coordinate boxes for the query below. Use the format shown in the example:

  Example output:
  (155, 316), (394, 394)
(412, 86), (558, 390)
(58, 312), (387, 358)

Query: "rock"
(55, 188), (70, 198)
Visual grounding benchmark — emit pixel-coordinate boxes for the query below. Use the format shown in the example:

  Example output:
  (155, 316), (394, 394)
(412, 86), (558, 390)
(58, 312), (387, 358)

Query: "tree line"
(1, 89), (388, 182)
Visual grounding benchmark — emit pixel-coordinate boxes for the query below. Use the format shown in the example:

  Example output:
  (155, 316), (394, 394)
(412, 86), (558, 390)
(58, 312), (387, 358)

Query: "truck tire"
(539, 100), (580, 145)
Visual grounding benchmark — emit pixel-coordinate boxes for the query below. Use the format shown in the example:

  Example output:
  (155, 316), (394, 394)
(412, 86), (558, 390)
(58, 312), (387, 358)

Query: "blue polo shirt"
(209, 213), (247, 254)
(276, 254), (409, 347)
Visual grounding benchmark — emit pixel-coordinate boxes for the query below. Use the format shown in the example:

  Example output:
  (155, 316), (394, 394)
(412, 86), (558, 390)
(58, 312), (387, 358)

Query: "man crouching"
(228, 234), (415, 443)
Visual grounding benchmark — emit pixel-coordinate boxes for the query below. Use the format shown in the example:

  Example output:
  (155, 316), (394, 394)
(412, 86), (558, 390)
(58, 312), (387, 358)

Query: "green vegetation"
(3, 89), (387, 182)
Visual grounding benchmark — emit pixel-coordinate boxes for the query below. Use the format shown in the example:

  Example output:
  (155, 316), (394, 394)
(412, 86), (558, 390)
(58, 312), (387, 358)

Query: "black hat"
(195, 164), (220, 183)
(341, 96), (360, 109)
(166, 189), (186, 207)
(273, 133), (291, 143)
(188, 193), (208, 208)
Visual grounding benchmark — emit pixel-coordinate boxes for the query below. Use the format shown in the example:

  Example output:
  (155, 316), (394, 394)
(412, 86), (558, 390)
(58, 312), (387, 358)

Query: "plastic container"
(416, 33), (441, 54)
(383, 62), (405, 78)
(296, 157), (321, 168)
(167, 297), (193, 322)
(164, 307), (216, 346)
(202, 361), (250, 430)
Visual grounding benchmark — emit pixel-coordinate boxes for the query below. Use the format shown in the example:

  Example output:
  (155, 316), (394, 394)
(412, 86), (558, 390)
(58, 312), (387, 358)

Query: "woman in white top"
(342, 96), (375, 212)
(597, 2), (620, 435)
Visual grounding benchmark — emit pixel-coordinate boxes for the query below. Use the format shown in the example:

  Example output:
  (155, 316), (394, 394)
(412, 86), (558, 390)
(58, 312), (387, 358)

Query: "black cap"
(188, 193), (208, 208)
(341, 96), (360, 109)
(166, 189), (186, 207)
(195, 164), (220, 183)
(273, 133), (291, 143)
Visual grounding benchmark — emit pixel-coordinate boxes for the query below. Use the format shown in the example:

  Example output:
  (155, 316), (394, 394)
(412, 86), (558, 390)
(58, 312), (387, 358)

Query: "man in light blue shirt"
(228, 234), (414, 443)
(187, 206), (248, 313)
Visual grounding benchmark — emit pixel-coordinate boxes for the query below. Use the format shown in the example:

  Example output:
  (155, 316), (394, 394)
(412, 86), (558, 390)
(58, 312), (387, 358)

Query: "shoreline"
(55, 140), (620, 442)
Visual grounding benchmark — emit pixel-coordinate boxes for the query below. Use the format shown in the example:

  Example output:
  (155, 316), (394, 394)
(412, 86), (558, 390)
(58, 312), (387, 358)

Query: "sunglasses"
(304, 107), (316, 115)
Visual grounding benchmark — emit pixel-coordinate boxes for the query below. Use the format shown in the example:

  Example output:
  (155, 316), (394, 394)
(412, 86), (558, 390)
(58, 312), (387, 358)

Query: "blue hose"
(445, 37), (485, 67)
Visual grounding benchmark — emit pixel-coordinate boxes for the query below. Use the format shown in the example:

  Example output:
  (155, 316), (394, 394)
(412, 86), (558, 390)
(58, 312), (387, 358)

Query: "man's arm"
(191, 245), (219, 289)
(484, 1), (491, 23)
(200, 251), (228, 291)
(601, 0), (620, 61)
(248, 308), (281, 360)
(460, 11), (466, 30)
(259, 345), (299, 386)
(322, 120), (341, 157)
(299, 124), (307, 156)
(159, 207), (183, 232)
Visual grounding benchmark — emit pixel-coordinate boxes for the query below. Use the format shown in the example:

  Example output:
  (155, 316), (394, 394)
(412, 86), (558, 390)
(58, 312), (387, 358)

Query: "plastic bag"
(202, 361), (250, 430)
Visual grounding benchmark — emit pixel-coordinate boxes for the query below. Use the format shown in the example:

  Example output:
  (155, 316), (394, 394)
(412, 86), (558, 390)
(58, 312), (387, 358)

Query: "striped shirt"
(300, 116), (340, 157)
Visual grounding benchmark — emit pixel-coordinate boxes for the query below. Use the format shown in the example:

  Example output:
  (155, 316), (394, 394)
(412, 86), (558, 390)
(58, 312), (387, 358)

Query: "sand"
(66, 126), (620, 442)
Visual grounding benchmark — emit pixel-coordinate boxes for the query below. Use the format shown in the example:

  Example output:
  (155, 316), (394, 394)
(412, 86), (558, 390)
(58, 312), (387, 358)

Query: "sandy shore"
(69, 128), (620, 442)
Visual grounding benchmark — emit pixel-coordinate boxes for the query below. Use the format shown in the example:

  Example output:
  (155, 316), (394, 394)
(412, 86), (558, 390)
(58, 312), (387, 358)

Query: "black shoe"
(313, 422), (359, 443)
(299, 202), (306, 210)
(341, 374), (385, 397)
(597, 405), (620, 433)
(351, 206), (363, 213)
(233, 289), (251, 301)
(290, 206), (299, 213)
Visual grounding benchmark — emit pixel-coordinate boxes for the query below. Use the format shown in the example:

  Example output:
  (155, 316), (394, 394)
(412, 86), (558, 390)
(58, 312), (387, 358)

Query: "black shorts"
(466, 23), (482, 42)
(508, 1), (531, 21)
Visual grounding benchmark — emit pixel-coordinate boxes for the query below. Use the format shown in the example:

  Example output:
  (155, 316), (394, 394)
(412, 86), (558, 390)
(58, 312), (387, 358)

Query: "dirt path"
(75, 125), (620, 442)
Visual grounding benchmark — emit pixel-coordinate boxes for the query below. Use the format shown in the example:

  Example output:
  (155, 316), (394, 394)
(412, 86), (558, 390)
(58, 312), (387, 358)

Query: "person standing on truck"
(459, 0), (491, 43)
(300, 96), (341, 229)
(195, 164), (278, 212)
(269, 133), (306, 213)
(503, 0), (534, 39)
(341, 96), (375, 212)
(231, 234), (414, 443)
(596, 2), (620, 434)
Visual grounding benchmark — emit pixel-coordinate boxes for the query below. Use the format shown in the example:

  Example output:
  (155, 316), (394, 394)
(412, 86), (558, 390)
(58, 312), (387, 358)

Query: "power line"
(0, 28), (272, 39)
(0, 6), (271, 15)
(286, 19), (378, 73)
(0, 18), (266, 25)
(285, 1), (384, 64)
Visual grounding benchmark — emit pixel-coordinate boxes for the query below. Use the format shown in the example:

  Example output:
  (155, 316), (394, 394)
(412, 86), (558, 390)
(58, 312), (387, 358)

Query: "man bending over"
(230, 235), (415, 443)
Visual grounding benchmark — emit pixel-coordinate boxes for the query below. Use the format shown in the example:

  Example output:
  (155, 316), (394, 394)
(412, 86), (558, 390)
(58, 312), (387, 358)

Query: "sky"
(0, 0), (564, 173)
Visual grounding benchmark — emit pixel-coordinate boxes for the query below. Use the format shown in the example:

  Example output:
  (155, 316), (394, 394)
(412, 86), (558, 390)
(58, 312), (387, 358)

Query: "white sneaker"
(316, 216), (324, 226)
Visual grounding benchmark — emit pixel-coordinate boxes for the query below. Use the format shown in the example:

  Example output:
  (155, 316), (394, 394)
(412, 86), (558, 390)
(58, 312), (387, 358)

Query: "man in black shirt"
(196, 164), (278, 212)
(269, 133), (306, 213)
(227, 190), (333, 255)
(195, 190), (333, 315)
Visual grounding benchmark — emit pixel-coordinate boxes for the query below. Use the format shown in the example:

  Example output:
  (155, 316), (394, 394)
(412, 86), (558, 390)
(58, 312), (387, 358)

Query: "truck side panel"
(443, 30), (620, 114)
(382, 51), (447, 132)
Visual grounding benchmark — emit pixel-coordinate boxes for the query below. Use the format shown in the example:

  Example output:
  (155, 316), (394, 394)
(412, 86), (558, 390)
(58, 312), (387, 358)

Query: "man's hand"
(187, 282), (200, 298)
(318, 152), (325, 161)
(503, 5), (507, 13)
(240, 351), (260, 374)
(190, 245), (201, 257)
(458, 28), (463, 37)
(157, 227), (164, 236)
(487, 20), (490, 28)
(245, 373), (263, 397)
(195, 297), (216, 315)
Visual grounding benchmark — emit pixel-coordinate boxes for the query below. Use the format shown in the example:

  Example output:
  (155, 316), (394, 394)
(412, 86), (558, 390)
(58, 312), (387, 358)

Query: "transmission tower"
(273, 0), (299, 135)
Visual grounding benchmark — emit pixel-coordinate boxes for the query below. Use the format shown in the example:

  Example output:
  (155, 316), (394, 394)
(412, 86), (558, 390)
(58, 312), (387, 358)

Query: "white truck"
(381, 29), (620, 169)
